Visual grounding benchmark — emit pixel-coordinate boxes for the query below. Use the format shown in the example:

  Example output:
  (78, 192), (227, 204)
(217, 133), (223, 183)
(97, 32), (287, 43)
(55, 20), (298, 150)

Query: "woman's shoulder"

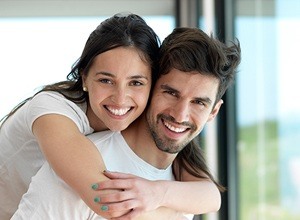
(33, 91), (66, 101)
(32, 91), (85, 111)
(28, 91), (92, 134)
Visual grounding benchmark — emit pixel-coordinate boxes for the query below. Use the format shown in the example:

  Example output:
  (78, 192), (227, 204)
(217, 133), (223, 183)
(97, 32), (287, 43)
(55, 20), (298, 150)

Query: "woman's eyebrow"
(95, 71), (114, 77)
(96, 71), (149, 80)
(130, 75), (149, 80)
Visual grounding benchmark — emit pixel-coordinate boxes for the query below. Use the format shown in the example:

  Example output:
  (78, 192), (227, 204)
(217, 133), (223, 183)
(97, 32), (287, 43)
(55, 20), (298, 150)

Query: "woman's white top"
(0, 91), (93, 219)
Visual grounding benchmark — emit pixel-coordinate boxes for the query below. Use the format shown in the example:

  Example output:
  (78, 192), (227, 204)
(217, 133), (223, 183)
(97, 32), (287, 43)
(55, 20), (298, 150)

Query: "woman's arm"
(120, 208), (190, 220)
(32, 114), (127, 218)
(33, 115), (220, 218)
(162, 169), (221, 214)
(94, 171), (221, 217)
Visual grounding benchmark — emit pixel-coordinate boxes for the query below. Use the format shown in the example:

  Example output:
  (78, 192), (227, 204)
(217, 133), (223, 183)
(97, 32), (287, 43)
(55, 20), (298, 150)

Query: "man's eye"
(193, 100), (205, 106)
(164, 90), (177, 97)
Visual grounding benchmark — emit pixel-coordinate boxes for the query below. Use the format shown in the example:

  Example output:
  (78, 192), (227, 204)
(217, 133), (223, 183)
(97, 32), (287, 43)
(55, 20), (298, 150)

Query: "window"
(236, 0), (300, 219)
(0, 0), (174, 119)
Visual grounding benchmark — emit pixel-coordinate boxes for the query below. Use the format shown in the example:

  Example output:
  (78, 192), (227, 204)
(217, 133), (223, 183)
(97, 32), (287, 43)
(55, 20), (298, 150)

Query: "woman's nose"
(110, 85), (129, 105)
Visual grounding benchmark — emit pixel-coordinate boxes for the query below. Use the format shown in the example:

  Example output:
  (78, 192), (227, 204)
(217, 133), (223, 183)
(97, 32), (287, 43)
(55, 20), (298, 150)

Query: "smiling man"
(12, 27), (241, 220)
(146, 69), (221, 155)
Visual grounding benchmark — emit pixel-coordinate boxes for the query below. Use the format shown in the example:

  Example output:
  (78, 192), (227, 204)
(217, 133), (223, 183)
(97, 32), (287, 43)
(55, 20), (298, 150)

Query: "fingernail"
(91, 183), (98, 190)
(94, 197), (100, 203)
(101, 205), (108, 211)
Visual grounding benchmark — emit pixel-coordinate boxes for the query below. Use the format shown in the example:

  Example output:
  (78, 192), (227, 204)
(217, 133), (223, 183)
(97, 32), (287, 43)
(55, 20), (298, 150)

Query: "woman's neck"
(86, 105), (107, 132)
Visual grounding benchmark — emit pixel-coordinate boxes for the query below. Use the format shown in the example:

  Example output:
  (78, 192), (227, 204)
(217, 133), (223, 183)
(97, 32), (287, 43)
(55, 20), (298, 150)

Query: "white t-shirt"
(12, 131), (194, 220)
(0, 91), (93, 220)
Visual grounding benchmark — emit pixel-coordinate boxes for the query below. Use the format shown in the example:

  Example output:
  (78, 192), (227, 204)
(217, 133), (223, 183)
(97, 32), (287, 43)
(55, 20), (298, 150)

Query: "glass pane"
(236, 0), (300, 219)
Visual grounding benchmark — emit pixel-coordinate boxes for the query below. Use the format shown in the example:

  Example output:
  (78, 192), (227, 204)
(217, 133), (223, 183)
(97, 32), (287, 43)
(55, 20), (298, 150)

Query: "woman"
(0, 13), (221, 219)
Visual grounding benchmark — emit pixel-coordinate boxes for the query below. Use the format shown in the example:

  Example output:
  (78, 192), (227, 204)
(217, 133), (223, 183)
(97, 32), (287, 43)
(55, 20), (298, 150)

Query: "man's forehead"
(158, 69), (219, 89)
(157, 69), (219, 96)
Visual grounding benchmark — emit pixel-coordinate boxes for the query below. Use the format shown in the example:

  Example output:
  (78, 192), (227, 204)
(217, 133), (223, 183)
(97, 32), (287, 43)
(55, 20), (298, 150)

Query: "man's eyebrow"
(161, 84), (213, 105)
(194, 97), (212, 105)
(160, 84), (179, 93)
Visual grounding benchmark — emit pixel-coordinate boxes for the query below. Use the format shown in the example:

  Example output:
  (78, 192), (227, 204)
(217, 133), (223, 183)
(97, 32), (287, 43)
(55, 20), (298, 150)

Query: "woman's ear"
(207, 99), (223, 122)
(82, 74), (87, 85)
(82, 75), (88, 91)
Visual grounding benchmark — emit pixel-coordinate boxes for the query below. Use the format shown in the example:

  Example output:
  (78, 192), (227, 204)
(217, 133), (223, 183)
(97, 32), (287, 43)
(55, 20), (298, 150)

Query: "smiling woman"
(81, 47), (152, 132)
(0, 13), (161, 219)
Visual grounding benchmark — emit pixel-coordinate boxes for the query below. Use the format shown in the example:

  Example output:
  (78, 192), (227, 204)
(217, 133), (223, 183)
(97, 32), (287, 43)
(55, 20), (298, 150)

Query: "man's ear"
(207, 99), (223, 122)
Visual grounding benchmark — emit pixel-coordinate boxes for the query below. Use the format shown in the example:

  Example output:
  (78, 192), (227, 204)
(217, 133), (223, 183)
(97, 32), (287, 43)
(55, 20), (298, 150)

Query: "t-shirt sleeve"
(11, 162), (93, 220)
(25, 91), (93, 135)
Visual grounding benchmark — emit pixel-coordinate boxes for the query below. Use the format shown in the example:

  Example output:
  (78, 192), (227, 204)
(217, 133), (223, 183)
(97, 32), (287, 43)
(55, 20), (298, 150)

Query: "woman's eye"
(130, 81), (144, 86)
(99, 78), (112, 84)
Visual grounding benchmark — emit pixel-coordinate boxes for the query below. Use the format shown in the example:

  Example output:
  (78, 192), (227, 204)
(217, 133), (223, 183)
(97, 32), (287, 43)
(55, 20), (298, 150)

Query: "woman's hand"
(91, 171), (166, 219)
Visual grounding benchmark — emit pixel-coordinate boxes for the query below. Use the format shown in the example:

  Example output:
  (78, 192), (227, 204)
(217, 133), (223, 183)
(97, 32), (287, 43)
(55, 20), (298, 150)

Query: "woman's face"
(83, 47), (152, 132)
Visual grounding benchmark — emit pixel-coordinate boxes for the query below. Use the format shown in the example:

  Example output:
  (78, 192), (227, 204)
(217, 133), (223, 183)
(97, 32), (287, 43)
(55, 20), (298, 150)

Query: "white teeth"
(164, 121), (186, 133)
(107, 107), (130, 116)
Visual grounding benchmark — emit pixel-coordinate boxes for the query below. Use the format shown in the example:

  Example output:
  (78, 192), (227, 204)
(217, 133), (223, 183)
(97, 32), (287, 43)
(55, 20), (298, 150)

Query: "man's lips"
(162, 119), (189, 133)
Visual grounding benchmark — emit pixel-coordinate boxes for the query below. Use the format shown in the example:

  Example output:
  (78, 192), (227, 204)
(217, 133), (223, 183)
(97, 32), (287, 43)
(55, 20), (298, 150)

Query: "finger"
(92, 179), (129, 191)
(111, 208), (142, 220)
(94, 191), (133, 204)
(103, 170), (137, 179)
(98, 209), (132, 219)
(100, 200), (141, 213)
(97, 179), (134, 190)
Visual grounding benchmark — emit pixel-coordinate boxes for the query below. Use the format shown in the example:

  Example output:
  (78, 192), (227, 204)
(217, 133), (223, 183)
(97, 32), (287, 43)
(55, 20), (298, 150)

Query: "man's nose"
(169, 100), (190, 123)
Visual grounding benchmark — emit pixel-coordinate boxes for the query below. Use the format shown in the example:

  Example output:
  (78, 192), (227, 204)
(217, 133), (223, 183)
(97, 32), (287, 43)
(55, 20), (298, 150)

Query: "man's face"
(146, 68), (223, 153)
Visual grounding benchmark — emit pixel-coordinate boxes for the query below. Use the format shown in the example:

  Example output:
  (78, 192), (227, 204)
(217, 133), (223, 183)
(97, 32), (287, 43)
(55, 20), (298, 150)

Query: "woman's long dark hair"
(173, 140), (226, 192)
(0, 13), (160, 127)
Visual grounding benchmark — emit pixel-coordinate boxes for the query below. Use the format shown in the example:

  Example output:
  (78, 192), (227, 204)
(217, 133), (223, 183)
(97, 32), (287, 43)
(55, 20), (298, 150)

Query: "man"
(12, 27), (241, 219)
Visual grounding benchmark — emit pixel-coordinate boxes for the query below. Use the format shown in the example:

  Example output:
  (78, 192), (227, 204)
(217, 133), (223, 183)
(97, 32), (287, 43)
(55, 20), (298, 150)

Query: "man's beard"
(147, 113), (195, 154)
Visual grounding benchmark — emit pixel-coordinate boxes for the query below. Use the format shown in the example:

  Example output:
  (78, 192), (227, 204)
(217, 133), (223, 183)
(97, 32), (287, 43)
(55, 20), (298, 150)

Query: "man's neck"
(121, 114), (176, 170)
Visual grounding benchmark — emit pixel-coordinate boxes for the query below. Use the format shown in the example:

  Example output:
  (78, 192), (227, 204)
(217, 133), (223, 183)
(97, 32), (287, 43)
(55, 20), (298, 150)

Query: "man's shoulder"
(87, 130), (120, 145)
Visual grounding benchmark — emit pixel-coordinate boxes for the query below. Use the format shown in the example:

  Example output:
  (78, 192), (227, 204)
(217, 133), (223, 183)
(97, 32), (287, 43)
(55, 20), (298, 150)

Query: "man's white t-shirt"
(12, 131), (194, 219)
(0, 91), (93, 220)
